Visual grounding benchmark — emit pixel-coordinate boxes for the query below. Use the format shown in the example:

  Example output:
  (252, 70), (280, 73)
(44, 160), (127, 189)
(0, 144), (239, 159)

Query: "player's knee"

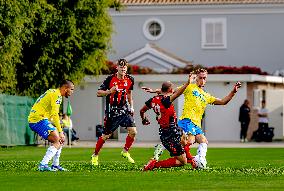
(128, 129), (137, 137)
(176, 154), (187, 165)
(178, 157), (187, 165)
(53, 141), (61, 149)
(48, 134), (60, 144)
(102, 134), (111, 140)
(196, 134), (207, 143)
(188, 134), (196, 144)
(181, 159), (187, 165)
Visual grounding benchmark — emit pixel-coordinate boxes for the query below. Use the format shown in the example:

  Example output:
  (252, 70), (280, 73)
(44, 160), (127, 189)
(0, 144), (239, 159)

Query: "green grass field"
(1, 146), (284, 191)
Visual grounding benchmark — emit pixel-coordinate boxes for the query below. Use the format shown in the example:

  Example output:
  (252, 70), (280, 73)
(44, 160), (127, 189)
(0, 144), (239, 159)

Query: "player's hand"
(109, 84), (118, 93)
(142, 117), (150, 125)
(141, 86), (161, 94)
(233, 82), (242, 93)
(141, 86), (154, 93)
(59, 132), (65, 144)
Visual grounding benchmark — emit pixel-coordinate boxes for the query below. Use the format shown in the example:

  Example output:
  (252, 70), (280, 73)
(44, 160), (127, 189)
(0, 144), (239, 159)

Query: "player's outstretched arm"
(213, 82), (242, 105)
(141, 87), (161, 94)
(141, 73), (195, 95)
(140, 105), (150, 125)
(169, 74), (194, 102)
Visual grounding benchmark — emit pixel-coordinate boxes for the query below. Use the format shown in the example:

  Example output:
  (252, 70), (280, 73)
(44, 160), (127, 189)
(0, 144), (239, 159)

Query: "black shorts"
(103, 114), (136, 135)
(159, 126), (184, 157)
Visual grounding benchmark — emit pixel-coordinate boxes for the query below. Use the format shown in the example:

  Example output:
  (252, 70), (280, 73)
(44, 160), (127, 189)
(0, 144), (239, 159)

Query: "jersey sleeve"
(98, 75), (113, 91)
(161, 96), (172, 108)
(50, 92), (62, 132)
(145, 98), (153, 108)
(206, 92), (217, 105)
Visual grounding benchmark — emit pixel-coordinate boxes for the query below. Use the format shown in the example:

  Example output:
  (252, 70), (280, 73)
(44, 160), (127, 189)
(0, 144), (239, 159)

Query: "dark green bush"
(0, 0), (119, 97)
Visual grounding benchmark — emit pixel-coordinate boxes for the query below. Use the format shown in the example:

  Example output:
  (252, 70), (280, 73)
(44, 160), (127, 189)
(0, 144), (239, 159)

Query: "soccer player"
(91, 59), (136, 166)
(140, 74), (193, 171)
(142, 68), (241, 168)
(28, 80), (74, 171)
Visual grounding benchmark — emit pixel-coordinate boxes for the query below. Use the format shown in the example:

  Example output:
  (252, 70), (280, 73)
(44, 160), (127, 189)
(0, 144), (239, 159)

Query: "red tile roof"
(119, 0), (284, 5)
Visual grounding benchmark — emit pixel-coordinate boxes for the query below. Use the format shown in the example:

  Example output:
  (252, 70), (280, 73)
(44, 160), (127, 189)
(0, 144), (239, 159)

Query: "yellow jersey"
(28, 89), (62, 132)
(179, 84), (216, 127)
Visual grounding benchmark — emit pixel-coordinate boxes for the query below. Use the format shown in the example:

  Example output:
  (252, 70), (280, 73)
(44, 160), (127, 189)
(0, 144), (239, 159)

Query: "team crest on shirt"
(56, 97), (62, 104)
(192, 90), (206, 102)
(124, 81), (127, 86)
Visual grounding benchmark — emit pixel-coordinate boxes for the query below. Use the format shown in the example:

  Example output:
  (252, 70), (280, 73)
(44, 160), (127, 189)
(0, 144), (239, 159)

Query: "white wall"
(70, 82), (103, 141)
(204, 82), (247, 141)
(110, 5), (284, 74)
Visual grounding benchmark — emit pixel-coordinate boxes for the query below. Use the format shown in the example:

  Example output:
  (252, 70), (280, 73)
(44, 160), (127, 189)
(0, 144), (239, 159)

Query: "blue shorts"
(29, 119), (56, 139)
(178, 118), (204, 136)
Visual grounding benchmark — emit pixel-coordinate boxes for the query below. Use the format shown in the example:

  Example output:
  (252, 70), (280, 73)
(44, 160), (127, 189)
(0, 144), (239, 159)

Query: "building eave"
(84, 74), (284, 84)
(110, 3), (284, 16)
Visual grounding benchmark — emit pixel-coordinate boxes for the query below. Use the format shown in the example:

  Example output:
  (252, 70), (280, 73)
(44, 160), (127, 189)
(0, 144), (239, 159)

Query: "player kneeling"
(140, 75), (194, 171)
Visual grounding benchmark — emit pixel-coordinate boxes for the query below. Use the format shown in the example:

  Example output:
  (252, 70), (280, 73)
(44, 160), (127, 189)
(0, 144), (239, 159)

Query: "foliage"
(0, 0), (29, 94)
(0, 0), (119, 97)
(206, 66), (268, 75)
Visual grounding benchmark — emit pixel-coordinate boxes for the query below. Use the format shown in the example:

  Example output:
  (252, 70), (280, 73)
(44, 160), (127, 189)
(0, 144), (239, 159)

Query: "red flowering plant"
(206, 66), (268, 75)
(172, 65), (268, 75)
(101, 61), (268, 75)
(101, 61), (155, 74)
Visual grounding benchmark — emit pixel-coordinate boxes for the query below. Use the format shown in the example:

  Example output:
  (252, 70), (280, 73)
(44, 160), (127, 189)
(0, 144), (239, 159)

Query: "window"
(149, 22), (161, 37)
(201, 18), (227, 49)
(143, 18), (165, 41)
(253, 89), (267, 109)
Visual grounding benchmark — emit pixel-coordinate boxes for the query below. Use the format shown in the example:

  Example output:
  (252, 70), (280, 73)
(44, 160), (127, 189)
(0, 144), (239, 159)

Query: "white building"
(68, 0), (284, 142)
(109, 0), (284, 74)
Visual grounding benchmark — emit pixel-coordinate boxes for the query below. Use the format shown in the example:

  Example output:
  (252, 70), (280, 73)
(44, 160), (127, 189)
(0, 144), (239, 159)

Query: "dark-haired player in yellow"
(28, 80), (74, 171)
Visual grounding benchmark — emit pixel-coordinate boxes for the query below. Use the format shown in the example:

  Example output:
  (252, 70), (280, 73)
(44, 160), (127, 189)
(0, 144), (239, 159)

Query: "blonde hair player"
(142, 68), (241, 168)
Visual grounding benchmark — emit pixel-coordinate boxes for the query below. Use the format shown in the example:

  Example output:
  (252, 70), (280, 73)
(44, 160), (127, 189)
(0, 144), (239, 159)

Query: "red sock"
(94, 137), (105, 155)
(184, 144), (193, 160)
(154, 157), (182, 168)
(124, 135), (134, 151)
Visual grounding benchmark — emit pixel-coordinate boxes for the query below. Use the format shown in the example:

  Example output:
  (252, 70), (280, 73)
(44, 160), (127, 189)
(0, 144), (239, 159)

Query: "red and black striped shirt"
(99, 74), (134, 115)
(145, 95), (177, 129)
